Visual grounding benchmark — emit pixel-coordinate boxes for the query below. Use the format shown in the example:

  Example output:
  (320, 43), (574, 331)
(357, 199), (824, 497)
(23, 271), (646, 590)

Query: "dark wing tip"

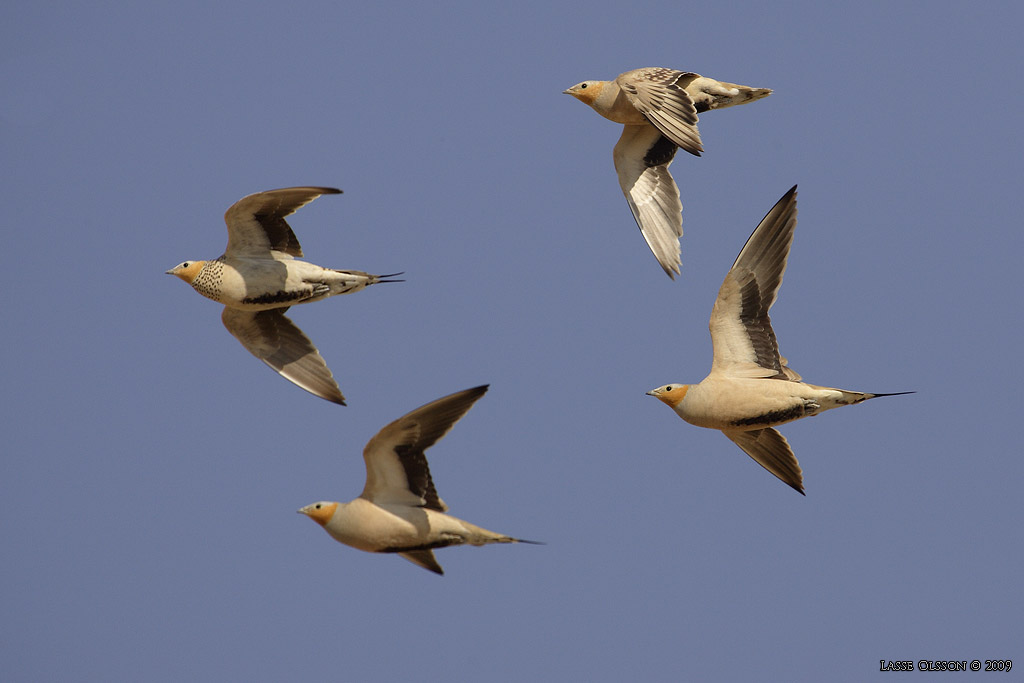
(445, 385), (489, 404)
(730, 184), (800, 272)
(397, 549), (445, 575)
(254, 186), (342, 197)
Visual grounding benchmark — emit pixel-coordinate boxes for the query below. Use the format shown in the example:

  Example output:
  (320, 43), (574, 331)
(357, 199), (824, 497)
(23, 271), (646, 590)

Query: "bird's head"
(165, 260), (206, 284)
(298, 501), (339, 527)
(646, 384), (690, 408)
(562, 80), (605, 106)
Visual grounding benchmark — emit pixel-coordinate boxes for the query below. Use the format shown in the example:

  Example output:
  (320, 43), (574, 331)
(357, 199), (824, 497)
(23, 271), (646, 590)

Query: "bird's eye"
(315, 503), (321, 509)
(665, 385), (673, 391)
(580, 83), (588, 89)
(181, 262), (190, 268)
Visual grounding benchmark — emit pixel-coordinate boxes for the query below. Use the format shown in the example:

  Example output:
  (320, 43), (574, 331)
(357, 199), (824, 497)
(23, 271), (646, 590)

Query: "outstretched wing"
(724, 427), (804, 495)
(613, 125), (683, 278)
(709, 186), (798, 379)
(221, 306), (345, 404)
(223, 186), (342, 257)
(398, 549), (445, 575)
(360, 386), (489, 510)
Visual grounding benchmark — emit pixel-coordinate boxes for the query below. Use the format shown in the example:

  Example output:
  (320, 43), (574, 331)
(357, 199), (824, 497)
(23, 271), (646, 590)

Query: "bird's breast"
(325, 500), (431, 552)
(207, 258), (319, 309)
(677, 379), (820, 430)
(189, 259), (227, 302)
(594, 87), (649, 125)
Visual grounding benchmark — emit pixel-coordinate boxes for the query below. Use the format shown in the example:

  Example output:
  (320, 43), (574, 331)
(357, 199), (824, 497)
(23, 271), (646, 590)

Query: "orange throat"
(171, 260), (206, 284)
(656, 385), (689, 408)
(567, 81), (605, 107)
(301, 502), (338, 527)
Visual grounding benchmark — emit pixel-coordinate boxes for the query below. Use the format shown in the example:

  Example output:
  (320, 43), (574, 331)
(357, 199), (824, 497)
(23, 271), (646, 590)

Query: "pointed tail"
(842, 390), (916, 405)
(698, 79), (772, 111)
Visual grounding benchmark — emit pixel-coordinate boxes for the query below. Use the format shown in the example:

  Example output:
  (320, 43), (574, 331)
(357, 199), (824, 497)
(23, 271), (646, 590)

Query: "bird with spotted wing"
(298, 385), (540, 575)
(646, 186), (912, 494)
(564, 67), (771, 278)
(166, 186), (401, 405)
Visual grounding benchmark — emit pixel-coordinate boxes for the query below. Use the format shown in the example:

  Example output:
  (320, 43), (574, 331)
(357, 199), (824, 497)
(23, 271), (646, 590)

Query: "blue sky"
(2, 1), (1021, 680)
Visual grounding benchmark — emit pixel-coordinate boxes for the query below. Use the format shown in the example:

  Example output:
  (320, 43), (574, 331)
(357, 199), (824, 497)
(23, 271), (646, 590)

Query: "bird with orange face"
(298, 385), (540, 575)
(564, 67), (771, 278)
(647, 186), (912, 494)
(166, 186), (400, 405)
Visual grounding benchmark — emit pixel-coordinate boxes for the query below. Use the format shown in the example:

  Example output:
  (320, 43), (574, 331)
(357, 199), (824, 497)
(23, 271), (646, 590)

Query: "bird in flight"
(298, 385), (540, 575)
(564, 67), (771, 278)
(647, 186), (912, 493)
(166, 186), (401, 405)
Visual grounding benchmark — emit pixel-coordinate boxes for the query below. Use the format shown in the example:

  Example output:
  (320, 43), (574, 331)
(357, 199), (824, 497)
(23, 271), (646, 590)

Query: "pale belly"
(679, 378), (830, 431)
(325, 501), (473, 553)
(198, 258), (334, 310)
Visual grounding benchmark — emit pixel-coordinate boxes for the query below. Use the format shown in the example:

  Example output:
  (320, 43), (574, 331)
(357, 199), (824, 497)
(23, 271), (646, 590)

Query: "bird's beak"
(645, 390), (656, 396)
(561, 89), (572, 95)
(164, 269), (175, 275)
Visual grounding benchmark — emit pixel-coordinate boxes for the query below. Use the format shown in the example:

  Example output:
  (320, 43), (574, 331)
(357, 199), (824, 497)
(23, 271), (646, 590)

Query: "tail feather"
(845, 390), (915, 404)
(686, 76), (772, 111)
(736, 86), (773, 103)
(472, 534), (544, 546)
(374, 271), (405, 283)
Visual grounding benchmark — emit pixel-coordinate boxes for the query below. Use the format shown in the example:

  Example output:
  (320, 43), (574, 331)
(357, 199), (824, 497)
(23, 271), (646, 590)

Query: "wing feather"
(221, 307), (345, 404)
(618, 68), (703, 155)
(724, 428), (805, 494)
(398, 549), (444, 575)
(613, 125), (683, 278)
(710, 186), (798, 377)
(361, 386), (489, 510)
(223, 186), (342, 257)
